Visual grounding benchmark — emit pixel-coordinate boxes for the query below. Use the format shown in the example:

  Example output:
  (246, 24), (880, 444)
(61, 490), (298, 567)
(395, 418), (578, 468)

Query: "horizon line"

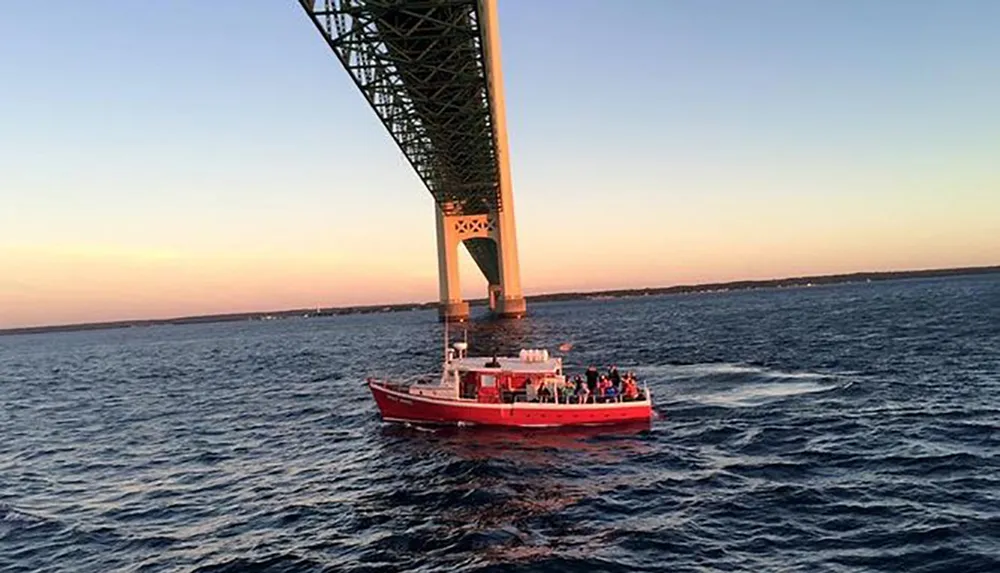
(2, 263), (997, 336)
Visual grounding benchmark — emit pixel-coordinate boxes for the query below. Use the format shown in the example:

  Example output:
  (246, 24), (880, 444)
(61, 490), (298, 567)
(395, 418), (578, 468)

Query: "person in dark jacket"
(585, 366), (599, 401)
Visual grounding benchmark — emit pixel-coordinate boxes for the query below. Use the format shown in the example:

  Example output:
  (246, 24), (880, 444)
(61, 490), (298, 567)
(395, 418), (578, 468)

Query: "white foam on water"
(694, 380), (838, 408)
(637, 362), (847, 408)
(638, 362), (829, 381)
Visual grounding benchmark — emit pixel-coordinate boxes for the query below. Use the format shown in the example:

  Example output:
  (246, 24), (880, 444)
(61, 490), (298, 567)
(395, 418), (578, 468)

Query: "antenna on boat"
(443, 315), (450, 362)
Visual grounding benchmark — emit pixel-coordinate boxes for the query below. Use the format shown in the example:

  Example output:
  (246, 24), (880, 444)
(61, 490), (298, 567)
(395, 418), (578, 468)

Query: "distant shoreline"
(2, 265), (997, 337)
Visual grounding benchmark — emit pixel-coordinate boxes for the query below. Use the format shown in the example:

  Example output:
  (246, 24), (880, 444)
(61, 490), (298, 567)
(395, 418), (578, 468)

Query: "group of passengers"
(527, 365), (644, 404)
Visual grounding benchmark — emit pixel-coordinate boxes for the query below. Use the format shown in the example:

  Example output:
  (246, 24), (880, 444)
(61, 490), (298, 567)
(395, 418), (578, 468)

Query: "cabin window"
(460, 371), (478, 399)
(481, 374), (497, 388)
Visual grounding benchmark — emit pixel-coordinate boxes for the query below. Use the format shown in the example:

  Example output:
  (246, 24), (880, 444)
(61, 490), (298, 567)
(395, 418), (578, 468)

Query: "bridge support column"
(489, 207), (526, 319)
(435, 204), (469, 322)
(488, 284), (501, 313)
(482, 0), (526, 319)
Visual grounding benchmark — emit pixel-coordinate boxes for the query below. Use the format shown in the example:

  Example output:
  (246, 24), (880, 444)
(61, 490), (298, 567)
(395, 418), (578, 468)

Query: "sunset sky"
(1, 1), (998, 328)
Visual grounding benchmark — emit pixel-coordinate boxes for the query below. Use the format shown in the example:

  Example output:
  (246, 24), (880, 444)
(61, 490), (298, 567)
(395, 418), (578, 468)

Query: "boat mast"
(443, 316), (450, 362)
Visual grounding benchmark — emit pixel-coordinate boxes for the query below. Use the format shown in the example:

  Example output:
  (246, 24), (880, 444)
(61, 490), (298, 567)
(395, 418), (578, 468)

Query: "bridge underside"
(299, 0), (520, 300)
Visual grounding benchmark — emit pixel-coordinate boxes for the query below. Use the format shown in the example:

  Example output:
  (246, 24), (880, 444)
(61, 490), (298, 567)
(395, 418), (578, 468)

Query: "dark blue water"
(2, 274), (998, 572)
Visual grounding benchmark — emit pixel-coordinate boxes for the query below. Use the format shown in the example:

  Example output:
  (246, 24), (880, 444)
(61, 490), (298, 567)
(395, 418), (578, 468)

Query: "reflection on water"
(378, 421), (654, 462)
(362, 421), (658, 567)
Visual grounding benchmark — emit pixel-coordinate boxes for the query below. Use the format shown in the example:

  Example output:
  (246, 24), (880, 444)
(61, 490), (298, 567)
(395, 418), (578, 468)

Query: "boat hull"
(368, 380), (653, 427)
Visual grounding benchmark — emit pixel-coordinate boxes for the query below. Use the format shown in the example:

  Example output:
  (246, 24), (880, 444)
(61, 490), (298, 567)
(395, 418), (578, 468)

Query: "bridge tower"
(299, 0), (526, 321)
(436, 0), (525, 322)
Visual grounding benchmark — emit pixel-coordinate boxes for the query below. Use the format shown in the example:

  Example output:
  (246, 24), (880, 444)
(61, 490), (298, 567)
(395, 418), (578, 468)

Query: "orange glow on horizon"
(2, 227), (997, 329)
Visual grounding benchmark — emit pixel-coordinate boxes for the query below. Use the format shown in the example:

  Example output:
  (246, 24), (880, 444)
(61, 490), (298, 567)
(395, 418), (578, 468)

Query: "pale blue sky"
(1, 1), (998, 327)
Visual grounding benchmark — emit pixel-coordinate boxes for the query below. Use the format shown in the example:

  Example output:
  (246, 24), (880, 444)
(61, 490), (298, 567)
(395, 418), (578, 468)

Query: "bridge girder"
(298, 0), (502, 210)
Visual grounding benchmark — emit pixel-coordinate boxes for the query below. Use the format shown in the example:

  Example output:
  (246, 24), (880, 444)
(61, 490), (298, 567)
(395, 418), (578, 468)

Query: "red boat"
(367, 341), (654, 428)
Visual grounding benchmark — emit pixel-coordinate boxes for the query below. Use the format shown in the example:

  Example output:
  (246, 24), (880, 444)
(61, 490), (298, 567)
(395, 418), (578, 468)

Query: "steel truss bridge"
(298, 0), (526, 320)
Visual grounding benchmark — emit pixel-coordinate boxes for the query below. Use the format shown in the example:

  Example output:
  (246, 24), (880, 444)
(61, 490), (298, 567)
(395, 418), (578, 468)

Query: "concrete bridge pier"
(435, 205), (470, 322)
(480, 0), (526, 320)
(490, 204), (526, 319)
(435, 0), (526, 322)
(435, 202), (526, 322)
(488, 284), (501, 313)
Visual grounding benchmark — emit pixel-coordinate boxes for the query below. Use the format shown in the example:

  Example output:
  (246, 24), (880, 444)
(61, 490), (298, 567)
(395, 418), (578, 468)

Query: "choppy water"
(2, 274), (999, 572)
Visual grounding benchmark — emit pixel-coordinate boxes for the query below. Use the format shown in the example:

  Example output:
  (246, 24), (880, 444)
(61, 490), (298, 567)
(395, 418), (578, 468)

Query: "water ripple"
(1, 274), (999, 572)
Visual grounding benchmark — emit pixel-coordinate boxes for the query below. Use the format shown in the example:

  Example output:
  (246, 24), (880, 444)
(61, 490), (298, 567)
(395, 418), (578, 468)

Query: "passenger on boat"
(525, 378), (538, 402)
(538, 382), (552, 403)
(585, 366), (599, 397)
(557, 377), (574, 403)
(597, 375), (612, 402)
(605, 382), (619, 402)
(573, 375), (589, 404)
(623, 376), (639, 400)
(609, 365), (621, 393)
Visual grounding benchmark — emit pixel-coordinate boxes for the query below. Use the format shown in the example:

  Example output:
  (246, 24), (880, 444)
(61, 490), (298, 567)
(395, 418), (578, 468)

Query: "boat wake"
(637, 362), (850, 408)
(695, 379), (839, 407)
